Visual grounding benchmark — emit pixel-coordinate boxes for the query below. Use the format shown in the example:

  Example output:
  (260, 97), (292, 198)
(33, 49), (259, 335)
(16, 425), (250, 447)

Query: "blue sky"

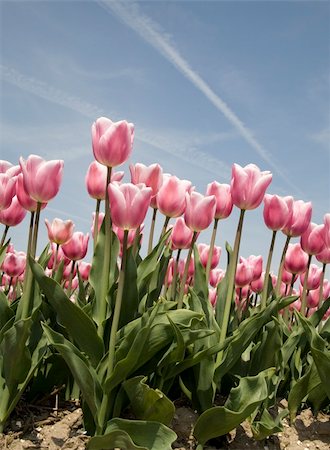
(1, 0), (329, 274)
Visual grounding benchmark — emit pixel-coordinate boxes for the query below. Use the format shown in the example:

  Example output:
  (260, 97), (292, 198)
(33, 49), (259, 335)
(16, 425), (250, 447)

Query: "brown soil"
(0, 402), (329, 450)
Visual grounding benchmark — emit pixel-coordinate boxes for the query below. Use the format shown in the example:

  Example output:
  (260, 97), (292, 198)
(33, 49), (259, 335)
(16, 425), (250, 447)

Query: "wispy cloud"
(0, 64), (105, 119)
(0, 64), (233, 177)
(309, 127), (330, 150)
(99, 0), (300, 193)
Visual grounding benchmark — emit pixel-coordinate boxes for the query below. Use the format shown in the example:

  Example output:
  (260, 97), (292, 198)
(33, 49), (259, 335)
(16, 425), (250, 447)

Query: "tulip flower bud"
(130, 163), (163, 209)
(206, 182), (233, 219)
(19, 155), (64, 203)
(300, 222), (325, 255)
(316, 247), (330, 264)
(209, 268), (225, 288)
(230, 163), (272, 210)
(197, 243), (221, 269)
(2, 251), (26, 277)
(85, 161), (124, 200)
(157, 176), (191, 218)
(263, 195), (293, 231)
(61, 232), (89, 261)
(299, 264), (322, 291)
(16, 174), (47, 212)
(235, 257), (254, 287)
(282, 199), (312, 237)
(0, 173), (16, 211)
(92, 117), (134, 168)
(209, 287), (217, 307)
(284, 243), (308, 274)
(184, 191), (216, 232)
(0, 196), (26, 227)
(108, 183), (152, 230)
(171, 217), (193, 250)
(78, 261), (92, 281)
(323, 213), (330, 248)
(243, 255), (263, 281)
(45, 218), (75, 245)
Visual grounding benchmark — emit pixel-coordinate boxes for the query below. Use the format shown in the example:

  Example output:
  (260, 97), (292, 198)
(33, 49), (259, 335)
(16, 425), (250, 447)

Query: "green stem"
(206, 218), (219, 282)
(66, 260), (76, 297)
(170, 249), (181, 301)
(318, 263), (326, 309)
(148, 208), (158, 254)
(283, 274), (295, 324)
(132, 225), (141, 257)
(98, 230), (128, 432)
(177, 232), (198, 309)
(300, 254), (312, 316)
(261, 230), (277, 309)
(97, 167), (112, 339)
(0, 225), (9, 247)
(275, 235), (291, 297)
(216, 209), (245, 367)
(160, 215), (170, 241)
(93, 199), (101, 254)
(20, 205), (41, 320)
(52, 243), (59, 278)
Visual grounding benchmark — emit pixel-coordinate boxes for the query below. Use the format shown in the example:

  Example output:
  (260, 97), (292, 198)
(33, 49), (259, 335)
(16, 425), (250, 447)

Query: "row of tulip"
(0, 116), (329, 449)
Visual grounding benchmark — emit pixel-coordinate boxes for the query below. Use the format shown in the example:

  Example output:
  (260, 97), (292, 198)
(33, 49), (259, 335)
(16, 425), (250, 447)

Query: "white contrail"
(0, 64), (105, 119)
(99, 0), (300, 193)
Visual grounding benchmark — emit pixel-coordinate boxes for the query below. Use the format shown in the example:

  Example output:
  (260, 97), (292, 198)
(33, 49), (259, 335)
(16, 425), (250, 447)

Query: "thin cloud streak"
(0, 65), (232, 177)
(100, 0), (300, 194)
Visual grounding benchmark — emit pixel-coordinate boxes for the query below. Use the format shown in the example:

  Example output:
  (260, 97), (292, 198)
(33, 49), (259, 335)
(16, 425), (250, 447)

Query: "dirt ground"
(0, 402), (329, 450)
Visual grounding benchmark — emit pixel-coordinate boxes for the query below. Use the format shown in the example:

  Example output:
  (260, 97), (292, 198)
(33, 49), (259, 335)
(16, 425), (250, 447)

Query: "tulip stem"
(216, 209), (245, 368)
(98, 167), (112, 339)
(52, 243), (59, 278)
(93, 199), (101, 254)
(275, 235), (291, 298)
(20, 204), (41, 320)
(300, 254), (312, 316)
(318, 263), (326, 309)
(0, 225), (9, 247)
(148, 208), (158, 254)
(177, 233), (198, 309)
(132, 225), (141, 257)
(206, 218), (219, 282)
(171, 249), (181, 301)
(261, 230), (277, 309)
(67, 260), (75, 297)
(99, 230), (128, 431)
(160, 216), (170, 240)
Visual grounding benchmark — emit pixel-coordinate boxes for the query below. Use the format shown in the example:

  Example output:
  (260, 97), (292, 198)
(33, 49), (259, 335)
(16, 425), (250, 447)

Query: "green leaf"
(251, 408), (288, 440)
(123, 376), (175, 425)
(119, 247), (139, 329)
(42, 323), (102, 424)
(0, 290), (14, 331)
(30, 257), (104, 367)
(87, 418), (177, 450)
(288, 362), (321, 421)
(193, 369), (273, 445)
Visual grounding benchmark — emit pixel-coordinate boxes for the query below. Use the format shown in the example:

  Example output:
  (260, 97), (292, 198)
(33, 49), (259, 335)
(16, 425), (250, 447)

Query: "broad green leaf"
(193, 246), (208, 302)
(309, 297), (330, 328)
(251, 408), (288, 440)
(30, 257), (104, 366)
(119, 247), (139, 329)
(0, 290), (14, 331)
(194, 369), (273, 445)
(123, 376), (175, 425)
(42, 323), (102, 423)
(88, 418), (177, 450)
(0, 318), (32, 392)
(288, 362), (321, 421)
(249, 321), (282, 375)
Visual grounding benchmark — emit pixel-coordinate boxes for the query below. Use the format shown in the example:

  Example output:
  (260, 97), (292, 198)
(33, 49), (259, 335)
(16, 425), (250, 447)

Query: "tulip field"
(0, 117), (329, 449)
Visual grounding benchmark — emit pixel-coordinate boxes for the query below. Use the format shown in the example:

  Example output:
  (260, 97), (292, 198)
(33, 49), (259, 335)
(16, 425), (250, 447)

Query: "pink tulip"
(64, 276), (79, 291)
(0, 173), (16, 211)
(299, 264), (322, 291)
(165, 258), (175, 286)
(61, 232), (89, 261)
(250, 272), (265, 293)
(157, 176), (191, 218)
(184, 191), (216, 232)
(85, 161), (124, 200)
(281, 267), (298, 285)
(235, 258), (254, 287)
(0, 161), (21, 177)
(282, 199), (312, 237)
(300, 222), (325, 256)
(289, 299), (301, 312)
(323, 214), (330, 248)
(209, 268), (225, 288)
(113, 224), (144, 252)
(243, 255), (263, 281)
(284, 243), (308, 274)
(0, 196), (26, 226)
(47, 243), (70, 269)
(316, 247), (330, 264)
(0, 160), (14, 173)
(230, 163), (272, 210)
(92, 117), (134, 168)
(197, 243), (221, 269)
(108, 182), (152, 230)
(45, 218), (74, 245)
(19, 155), (64, 203)
(2, 251), (26, 277)
(306, 281), (330, 308)
(178, 257), (195, 280)
(62, 262), (77, 280)
(16, 174), (47, 212)
(130, 163), (163, 208)
(263, 195), (293, 231)
(209, 287), (217, 307)
(78, 261), (92, 281)
(171, 217), (193, 250)
(206, 182), (233, 219)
